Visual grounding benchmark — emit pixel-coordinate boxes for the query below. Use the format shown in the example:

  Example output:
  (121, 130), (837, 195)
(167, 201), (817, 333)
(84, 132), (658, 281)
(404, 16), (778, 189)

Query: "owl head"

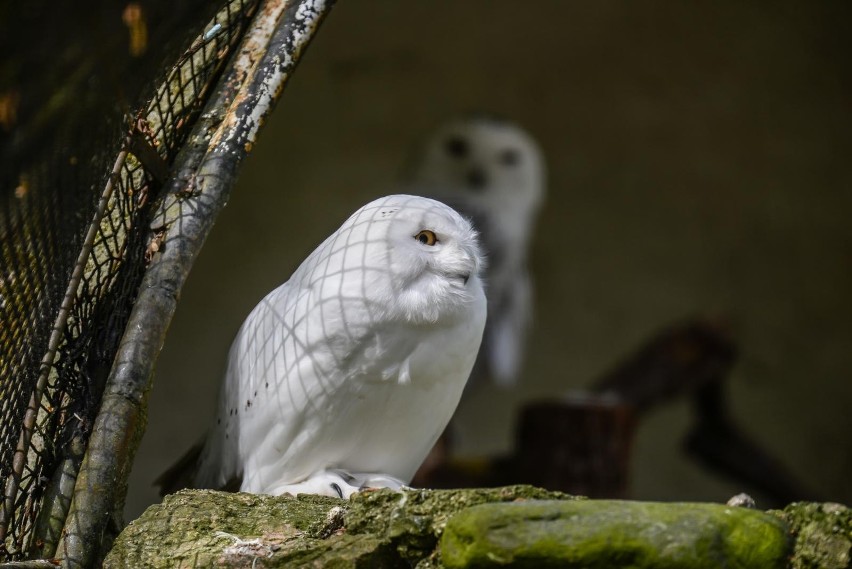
(405, 115), (546, 234)
(337, 195), (486, 325)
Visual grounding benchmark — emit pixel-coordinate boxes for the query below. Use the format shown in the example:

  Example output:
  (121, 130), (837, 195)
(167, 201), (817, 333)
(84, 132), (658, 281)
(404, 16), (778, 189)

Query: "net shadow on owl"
(158, 195), (487, 500)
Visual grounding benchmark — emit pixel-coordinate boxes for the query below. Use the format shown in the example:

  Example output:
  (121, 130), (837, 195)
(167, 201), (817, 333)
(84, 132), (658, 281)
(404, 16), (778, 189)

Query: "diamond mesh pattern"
(0, 0), (259, 559)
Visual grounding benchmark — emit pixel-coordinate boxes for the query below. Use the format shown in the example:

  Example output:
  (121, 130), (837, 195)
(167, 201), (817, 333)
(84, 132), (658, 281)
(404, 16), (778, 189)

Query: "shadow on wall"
(127, 1), (852, 520)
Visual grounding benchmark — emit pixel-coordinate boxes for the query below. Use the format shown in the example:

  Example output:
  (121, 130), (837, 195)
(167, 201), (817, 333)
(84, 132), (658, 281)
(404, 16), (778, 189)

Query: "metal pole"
(57, 1), (336, 566)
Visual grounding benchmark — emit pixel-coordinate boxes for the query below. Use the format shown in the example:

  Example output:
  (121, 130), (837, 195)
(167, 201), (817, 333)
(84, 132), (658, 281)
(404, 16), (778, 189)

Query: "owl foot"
(269, 470), (361, 499)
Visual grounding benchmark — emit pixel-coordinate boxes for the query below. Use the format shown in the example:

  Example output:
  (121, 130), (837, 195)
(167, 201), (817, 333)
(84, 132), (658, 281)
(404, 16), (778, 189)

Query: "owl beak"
(446, 272), (471, 286)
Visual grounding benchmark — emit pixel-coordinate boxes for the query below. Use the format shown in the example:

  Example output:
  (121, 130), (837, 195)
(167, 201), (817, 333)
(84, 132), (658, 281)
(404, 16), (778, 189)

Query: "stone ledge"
(104, 486), (850, 568)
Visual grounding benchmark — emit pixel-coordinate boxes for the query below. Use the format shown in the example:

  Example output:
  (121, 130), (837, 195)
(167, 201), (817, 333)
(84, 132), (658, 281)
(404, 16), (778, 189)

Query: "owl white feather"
(406, 116), (545, 386)
(190, 195), (486, 498)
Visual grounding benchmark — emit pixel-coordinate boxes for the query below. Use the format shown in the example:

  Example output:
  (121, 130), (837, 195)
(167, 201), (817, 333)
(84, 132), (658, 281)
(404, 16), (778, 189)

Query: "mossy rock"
(770, 502), (851, 569)
(103, 489), (364, 568)
(104, 485), (570, 568)
(104, 486), (849, 568)
(441, 499), (790, 568)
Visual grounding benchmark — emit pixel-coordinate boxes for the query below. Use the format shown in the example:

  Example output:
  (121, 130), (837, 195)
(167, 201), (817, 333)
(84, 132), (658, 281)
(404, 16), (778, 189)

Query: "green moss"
(440, 500), (791, 569)
(106, 487), (851, 568)
(770, 502), (851, 569)
(347, 485), (576, 565)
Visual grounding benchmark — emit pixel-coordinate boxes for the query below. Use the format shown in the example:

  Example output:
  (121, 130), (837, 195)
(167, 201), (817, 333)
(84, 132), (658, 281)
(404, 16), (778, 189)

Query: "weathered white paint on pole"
(58, 1), (336, 566)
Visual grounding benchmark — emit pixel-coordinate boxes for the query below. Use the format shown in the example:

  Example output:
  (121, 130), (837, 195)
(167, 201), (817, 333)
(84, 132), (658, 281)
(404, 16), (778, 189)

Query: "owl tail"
(155, 438), (242, 496)
(154, 440), (205, 497)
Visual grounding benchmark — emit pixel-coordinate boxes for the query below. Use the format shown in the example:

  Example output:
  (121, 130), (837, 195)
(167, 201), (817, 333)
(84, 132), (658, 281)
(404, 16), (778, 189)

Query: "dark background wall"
(127, 1), (851, 518)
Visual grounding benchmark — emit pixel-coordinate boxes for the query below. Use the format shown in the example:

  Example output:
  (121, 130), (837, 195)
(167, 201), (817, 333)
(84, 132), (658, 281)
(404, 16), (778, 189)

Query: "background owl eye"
(445, 136), (469, 158)
(499, 148), (520, 166)
(414, 230), (438, 246)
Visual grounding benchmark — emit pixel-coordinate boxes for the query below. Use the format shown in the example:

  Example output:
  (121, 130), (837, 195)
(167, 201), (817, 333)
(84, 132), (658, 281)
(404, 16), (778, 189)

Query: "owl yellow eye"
(414, 230), (438, 246)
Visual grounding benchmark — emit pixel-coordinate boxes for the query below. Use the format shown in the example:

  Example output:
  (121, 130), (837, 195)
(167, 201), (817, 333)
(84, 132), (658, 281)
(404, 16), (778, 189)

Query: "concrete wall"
(127, 1), (852, 518)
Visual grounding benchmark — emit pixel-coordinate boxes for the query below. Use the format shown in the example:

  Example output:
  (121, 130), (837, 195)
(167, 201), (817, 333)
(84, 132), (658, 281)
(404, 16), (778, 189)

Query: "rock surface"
(772, 502), (851, 569)
(104, 486), (571, 568)
(441, 500), (789, 568)
(104, 486), (849, 568)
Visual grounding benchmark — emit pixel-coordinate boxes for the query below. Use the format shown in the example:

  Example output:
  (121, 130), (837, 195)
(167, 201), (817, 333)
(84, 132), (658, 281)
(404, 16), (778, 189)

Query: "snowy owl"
(406, 116), (545, 386)
(159, 195), (486, 499)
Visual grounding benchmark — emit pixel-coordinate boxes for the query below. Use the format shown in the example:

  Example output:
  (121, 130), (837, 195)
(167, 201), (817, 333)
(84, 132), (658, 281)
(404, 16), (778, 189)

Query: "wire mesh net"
(0, 0), (260, 559)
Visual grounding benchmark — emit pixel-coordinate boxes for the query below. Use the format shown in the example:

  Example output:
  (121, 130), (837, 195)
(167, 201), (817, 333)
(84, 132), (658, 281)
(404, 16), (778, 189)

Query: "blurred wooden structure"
(414, 318), (816, 506)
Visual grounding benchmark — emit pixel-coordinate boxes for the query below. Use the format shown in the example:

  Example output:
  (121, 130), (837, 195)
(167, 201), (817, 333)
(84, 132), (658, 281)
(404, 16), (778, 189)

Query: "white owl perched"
(159, 195), (486, 499)
(406, 116), (545, 387)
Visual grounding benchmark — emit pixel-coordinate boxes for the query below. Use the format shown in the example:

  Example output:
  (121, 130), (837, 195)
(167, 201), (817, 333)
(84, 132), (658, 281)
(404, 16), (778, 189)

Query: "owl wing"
(156, 289), (284, 495)
(198, 274), (309, 485)
(194, 259), (416, 491)
(157, 290), (281, 494)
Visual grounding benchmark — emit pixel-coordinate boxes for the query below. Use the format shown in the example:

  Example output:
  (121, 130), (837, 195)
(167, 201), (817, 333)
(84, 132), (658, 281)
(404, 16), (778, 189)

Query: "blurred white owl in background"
(159, 195), (487, 499)
(406, 116), (545, 387)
